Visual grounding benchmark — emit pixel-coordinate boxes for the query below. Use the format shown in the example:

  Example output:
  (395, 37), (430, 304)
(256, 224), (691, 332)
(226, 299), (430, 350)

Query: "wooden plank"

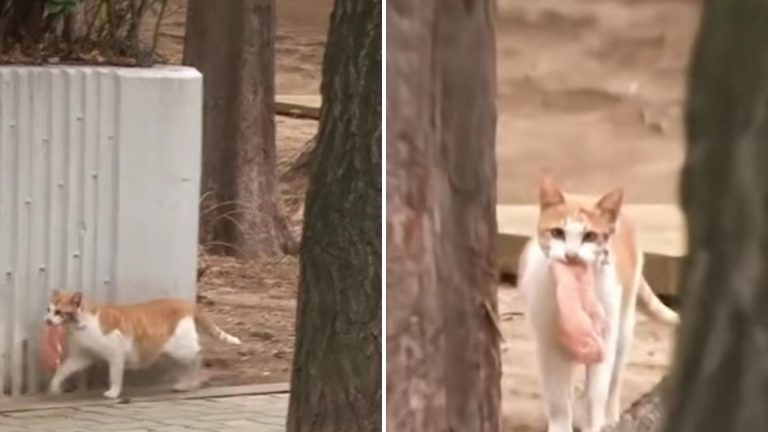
(496, 204), (686, 297)
(275, 95), (321, 119)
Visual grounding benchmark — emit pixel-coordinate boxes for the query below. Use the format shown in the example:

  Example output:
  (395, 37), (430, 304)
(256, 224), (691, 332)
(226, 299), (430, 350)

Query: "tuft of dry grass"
(0, 0), (171, 66)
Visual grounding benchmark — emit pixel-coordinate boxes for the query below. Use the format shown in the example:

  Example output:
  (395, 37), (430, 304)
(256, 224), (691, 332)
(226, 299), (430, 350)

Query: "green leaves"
(45, 0), (83, 17)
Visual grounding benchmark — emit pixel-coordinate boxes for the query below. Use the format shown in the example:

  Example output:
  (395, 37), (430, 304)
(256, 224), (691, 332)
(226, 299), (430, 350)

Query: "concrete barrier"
(0, 66), (202, 397)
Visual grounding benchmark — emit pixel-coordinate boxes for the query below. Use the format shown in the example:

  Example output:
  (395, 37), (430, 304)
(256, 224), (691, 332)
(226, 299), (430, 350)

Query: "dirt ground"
(146, 0), (332, 387)
(496, 0), (699, 204)
(497, 0), (698, 430)
(152, 0), (330, 96)
(194, 114), (317, 388)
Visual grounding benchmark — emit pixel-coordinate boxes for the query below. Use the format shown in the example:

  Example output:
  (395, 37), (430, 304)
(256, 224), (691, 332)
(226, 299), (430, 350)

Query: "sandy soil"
(146, 0), (331, 387)
(497, 0), (697, 430)
(151, 0), (331, 95)
(496, 0), (699, 204)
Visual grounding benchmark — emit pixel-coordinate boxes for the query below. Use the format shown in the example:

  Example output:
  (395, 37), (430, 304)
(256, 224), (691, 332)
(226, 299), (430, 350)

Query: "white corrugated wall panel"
(0, 66), (202, 398)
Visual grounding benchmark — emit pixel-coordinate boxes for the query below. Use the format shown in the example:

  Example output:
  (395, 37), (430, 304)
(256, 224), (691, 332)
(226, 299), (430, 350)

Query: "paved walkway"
(0, 393), (288, 432)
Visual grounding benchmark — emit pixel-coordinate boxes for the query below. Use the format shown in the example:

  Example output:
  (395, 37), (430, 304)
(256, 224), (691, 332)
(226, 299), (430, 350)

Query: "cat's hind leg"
(172, 354), (203, 392)
(164, 316), (203, 392)
(607, 309), (636, 422)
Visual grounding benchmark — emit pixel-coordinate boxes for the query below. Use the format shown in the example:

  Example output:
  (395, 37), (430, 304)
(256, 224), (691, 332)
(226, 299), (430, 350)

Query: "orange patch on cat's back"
(94, 299), (196, 365)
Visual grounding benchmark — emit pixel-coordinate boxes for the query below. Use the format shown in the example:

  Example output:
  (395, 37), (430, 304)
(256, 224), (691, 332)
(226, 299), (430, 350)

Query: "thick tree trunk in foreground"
(386, 1), (500, 431)
(285, 1), (381, 431)
(184, 0), (296, 258)
(607, 0), (768, 431)
(661, 0), (768, 430)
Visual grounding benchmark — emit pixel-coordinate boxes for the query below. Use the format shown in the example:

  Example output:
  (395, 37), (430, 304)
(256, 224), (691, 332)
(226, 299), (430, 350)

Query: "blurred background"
(496, 0), (698, 204)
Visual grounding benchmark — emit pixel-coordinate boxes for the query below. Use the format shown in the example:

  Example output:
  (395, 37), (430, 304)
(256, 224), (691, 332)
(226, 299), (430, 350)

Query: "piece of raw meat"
(552, 260), (605, 364)
(41, 324), (63, 372)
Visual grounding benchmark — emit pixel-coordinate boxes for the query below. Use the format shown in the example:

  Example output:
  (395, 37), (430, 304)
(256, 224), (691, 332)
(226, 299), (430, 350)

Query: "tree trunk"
(183, 0), (297, 258)
(288, 134), (317, 175)
(603, 379), (668, 432)
(386, 1), (500, 431)
(603, 0), (768, 431)
(660, 0), (768, 431)
(285, 0), (381, 431)
(0, 0), (45, 48)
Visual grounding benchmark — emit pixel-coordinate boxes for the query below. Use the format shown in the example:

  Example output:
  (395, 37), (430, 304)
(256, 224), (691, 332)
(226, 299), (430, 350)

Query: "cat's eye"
(583, 231), (599, 243)
(550, 228), (565, 240)
(54, 310), (62, 316)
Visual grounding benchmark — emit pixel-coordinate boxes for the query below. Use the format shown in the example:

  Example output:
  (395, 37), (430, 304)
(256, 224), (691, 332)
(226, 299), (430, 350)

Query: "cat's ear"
(595, 187), (624, 222)
(51, 289), (61, 301)
(539, 176), (566, 208)
(70, 291), (83, 308)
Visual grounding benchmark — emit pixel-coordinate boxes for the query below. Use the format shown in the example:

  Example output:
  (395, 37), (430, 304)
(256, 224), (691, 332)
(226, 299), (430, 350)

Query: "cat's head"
(536, 176), (623, 264)
(45, 290), (83, 326)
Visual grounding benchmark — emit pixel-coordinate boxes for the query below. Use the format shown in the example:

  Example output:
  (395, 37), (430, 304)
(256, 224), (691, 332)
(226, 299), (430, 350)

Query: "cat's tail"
(637, 278), (680, 325)
(195, 313), (242, 345)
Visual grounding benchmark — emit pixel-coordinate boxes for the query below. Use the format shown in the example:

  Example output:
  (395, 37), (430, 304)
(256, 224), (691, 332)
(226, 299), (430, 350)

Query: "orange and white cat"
(518, 177), (678, 432)
(44, 290), (241, 399)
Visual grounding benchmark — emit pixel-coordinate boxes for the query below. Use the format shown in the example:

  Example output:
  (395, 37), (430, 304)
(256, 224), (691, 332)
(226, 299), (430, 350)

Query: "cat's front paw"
(173, 377), (202, 392)
(48, 376), (65, 395)
(103, 388), (122, 399)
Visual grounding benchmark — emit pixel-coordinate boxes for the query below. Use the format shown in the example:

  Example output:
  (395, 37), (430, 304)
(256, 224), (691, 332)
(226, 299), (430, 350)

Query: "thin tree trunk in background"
(184, 0), (297, 258)
(0, 0), (45, 47)
(659, 0), (768, 430)
(386, 1), (500, 431)
(285, 0), (381, 431)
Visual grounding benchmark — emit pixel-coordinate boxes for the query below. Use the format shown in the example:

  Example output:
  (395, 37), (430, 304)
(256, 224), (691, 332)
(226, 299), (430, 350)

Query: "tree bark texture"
(603, 379), (668, 432)
(386, 1), (500, 431)
(183, 0), (296, 258)
(0, 0), (45, 48)
(660, 0), (768, 431)
(285, 0), (381, 431)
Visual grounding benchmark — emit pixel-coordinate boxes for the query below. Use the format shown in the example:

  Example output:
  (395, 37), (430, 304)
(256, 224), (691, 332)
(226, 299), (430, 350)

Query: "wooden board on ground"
(496, 204), (686, 297)
(276, 95), (322, 119)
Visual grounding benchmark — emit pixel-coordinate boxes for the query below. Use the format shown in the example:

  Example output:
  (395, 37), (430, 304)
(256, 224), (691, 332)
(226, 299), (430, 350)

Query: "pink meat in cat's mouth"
(552, 260), (605, 364)
(41, 324), (64, 372)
